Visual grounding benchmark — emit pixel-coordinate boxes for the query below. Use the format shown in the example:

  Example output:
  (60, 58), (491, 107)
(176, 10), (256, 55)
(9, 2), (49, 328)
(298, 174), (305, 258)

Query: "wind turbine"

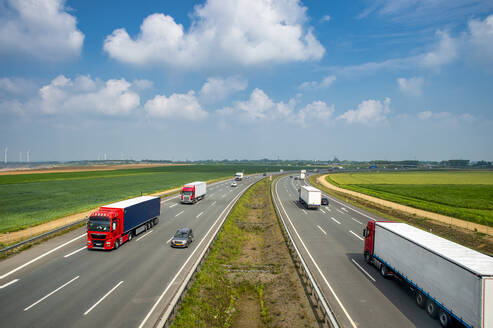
(26, 150), (30, 163)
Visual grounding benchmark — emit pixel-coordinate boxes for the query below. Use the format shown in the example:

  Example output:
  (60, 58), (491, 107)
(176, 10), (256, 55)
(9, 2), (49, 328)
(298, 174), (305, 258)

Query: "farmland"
(327, 171), (493, 226)
(0, 164), (303, 233)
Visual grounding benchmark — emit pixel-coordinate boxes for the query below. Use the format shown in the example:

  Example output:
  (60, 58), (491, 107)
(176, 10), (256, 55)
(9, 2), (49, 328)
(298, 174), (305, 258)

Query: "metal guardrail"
(154, 177), (261, 328)
(271, 176), (340, 328)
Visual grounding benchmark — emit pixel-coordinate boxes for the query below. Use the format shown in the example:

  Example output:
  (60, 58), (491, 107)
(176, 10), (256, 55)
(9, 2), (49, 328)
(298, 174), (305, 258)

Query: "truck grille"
(91, 233), (106, 240)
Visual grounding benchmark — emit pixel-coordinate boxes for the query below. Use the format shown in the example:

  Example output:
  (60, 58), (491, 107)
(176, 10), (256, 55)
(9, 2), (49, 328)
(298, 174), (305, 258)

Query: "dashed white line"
(169, 204), (177, 208)
(326, 207), (332, 212)
(331, 217), (341, 224)
(84, 281), (123, 315)
(64, 247), (86, 258)
(336, 209), (344, 215)
(317, 225), (327, 235)
(136, 230), (153, 241)
(0, 279), (19, 289)
(302, 209), (308, 215)
(24, 276), (79, 311)
(0, 234), (85, 280)
(349, 230), (364, 241)
(341, 207), (348, 212)
(196, 211), (203, 218)
(351, 259), (376, 282)
(320, 208), (326, 214)
(166, 237), (172, 244)
(351, 217), (362, 225)
(175, 210), (184, 217)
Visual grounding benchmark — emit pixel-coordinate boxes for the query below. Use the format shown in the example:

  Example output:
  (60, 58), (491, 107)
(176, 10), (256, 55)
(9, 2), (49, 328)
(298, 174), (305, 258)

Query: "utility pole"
(4, 147), (7, 164)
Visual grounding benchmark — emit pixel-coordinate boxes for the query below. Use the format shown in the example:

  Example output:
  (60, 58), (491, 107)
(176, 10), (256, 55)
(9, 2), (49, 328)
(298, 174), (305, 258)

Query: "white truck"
(235, 172), (243, 181)
(298, 186), (321, 209)
(300, 169), (306, 180)
(363, 221), (493, 328)
(180, 181), (207, 204)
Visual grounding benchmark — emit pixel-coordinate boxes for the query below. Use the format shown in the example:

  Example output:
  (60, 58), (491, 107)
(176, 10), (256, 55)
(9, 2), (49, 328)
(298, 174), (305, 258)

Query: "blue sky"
(0, 0), (492, 162)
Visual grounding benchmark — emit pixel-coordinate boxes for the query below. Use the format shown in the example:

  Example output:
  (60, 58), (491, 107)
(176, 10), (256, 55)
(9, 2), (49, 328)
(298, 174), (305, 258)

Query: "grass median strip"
(170, 178), (318, 328)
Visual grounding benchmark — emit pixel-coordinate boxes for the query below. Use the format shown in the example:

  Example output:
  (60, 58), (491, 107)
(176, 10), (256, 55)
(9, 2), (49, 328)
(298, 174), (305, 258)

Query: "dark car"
(170, 228), (193, 248)
(321, 197), (329, 206)
(263, 173), (267, 176)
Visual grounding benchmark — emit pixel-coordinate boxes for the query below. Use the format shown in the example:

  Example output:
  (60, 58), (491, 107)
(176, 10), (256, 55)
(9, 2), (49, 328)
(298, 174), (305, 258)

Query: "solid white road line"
(275, 179), (357, 328)
(351, 259), (376, 282)
(169, 204), (177, 208)
(84, 281), (124, 315)
(331, 217), (341, 224)
(302, 209), (308, 215)
(317, 225), (327, 235)
(351, 217), (363, 225)
(64, 247), (86, 258)
(0, 279), (19, 289)
(0, 234), (86, 280)
(136, 230), (153, 241)
(350, 230), (364, 241)
(196, 211), (203, 218)
(175, 210), (184, 217)
(139, 184), (249, 328)
(24, 276), (79, 311)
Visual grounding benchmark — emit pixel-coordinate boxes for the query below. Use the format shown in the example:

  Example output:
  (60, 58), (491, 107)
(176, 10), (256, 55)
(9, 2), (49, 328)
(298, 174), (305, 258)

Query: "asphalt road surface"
(273, 175), (439, 328)
(0, 175), (262, 328)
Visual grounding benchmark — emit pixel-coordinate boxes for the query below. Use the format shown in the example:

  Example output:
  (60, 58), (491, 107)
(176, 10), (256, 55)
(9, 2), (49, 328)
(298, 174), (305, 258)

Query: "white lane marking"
(317, 225), (327, 235)
(166, 238), (172, 244)
(341, 207), (348, 212)
(140, 183), (250, 328)
(326, 207), (331, 212)
(331, 217), (341, 224)
(351, 259), (376, 282)
(350, 230), (364, 241)
(351, 217), (362, 225)
(320, 208), (326, 214)
(84, 281), (124, 315)
(64, 247), (86, 258)
(136, 230), (153, 241)
(0, 279), (19, 289)
(207, 201), (217, 209)
(169, 204), (177, 208)
(0, 234), (85, 280)
(302, 209), (308, 215)
(175, 210), (184, 217)
(196, 211), (203, 218)
(336, 209), (344, 215)
(24, 276), (79, 311)
(222, 194), (226, 198)
(275, 179), (357, 328)
(322, 193), (375, 221)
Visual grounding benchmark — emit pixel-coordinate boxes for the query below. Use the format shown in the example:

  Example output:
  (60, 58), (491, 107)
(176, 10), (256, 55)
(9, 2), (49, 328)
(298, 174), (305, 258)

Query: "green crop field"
(327, 171), (493, 226)
(0, 164), (305, 233)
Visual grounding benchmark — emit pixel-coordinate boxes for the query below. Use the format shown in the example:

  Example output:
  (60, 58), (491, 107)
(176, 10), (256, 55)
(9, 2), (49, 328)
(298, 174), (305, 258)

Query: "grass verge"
(170, 178), (318, 328)
(310, 175), (493, 256)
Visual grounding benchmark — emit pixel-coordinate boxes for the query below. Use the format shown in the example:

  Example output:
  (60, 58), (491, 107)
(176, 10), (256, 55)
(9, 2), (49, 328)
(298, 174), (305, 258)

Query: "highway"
(0, 175), (261, 328)
(273, 175), (438, 328)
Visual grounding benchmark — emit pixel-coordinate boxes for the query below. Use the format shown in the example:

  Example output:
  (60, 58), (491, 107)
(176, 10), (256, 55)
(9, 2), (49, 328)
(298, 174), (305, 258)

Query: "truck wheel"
(364, 252), (372, 264)
(153, 218), (159, 225)
(426, 299), (438, 318)
(149, 220), (153, 228)
(415, 292), (426, 308)
(438, 309), (451, 327)
(114, 239), (120, 250)
(128, 232), (133, 242)
(380, 264), (389, 277)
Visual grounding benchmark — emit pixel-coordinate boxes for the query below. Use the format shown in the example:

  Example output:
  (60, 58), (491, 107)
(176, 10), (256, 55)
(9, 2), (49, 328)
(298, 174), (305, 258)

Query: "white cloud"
(467, 15), (493, 68)
(321, 15), (331, 22)
(145, 91), (207, 120)
(103, 0), (325, 68)
(397, 77), (424, 96)
(300, 75), (336, 89)
(217, 88), (332, 127)
(418, 110), (432, 120)
(338, 97), (391, 125)
(133, 79), (154, 90)
(199, 76), (247, 103)
(0, 0), (84, 60)
(0, 77), (37, 95)
(421, 31), (458, 69)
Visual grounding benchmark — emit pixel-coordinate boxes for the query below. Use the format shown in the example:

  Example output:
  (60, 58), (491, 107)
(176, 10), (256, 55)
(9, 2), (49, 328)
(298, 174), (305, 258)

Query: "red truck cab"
(87, 208), (128, 250)
(363, 220), (375, 262)
(181, 186), (195, 202)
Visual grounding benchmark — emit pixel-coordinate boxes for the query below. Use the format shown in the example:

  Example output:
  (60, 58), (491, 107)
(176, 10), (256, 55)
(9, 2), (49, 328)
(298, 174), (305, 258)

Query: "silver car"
(170, 228), (193, 248)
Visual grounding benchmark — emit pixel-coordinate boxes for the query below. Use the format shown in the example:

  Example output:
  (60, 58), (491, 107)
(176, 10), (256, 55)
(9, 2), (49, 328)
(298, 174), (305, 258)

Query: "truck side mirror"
(112, 222), (117, 231)
(363, 228), (368, 237)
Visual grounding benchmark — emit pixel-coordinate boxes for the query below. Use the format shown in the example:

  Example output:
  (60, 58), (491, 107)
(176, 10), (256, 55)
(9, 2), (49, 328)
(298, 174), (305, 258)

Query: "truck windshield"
(88, 217), (110, 232)
(182, 191), (192, 196)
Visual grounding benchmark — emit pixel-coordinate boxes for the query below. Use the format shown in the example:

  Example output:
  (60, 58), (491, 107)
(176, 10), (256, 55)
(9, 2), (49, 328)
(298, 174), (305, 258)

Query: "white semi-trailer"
(363, 221), (493, 328)
(299, 186), (321, 209)
(235, 172), (244, 181)
(180, 181), (207, 204)
(300, 169), (306, 180)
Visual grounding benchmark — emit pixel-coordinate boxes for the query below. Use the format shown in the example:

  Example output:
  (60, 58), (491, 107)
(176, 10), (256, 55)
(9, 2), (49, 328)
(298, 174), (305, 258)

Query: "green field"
(327, 171), (493, 226)
(0, 164), (302, 233)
